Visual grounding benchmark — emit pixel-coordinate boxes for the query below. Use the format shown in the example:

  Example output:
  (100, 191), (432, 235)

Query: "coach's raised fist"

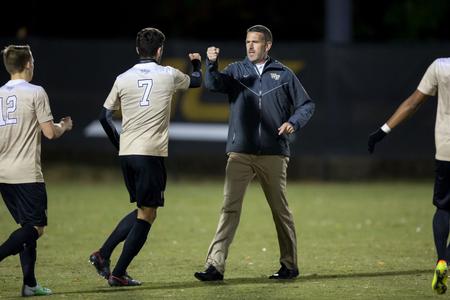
(207, 46), (220, 62)
(189, 53), (201, 61)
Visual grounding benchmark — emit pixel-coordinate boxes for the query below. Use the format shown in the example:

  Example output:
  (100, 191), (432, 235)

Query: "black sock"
(100, 209), (137, 260)
(112, 219), (151, 277)
(0, 225), (39, 262)
(433, 208), (450, 261)
(20, 239), (37, 287)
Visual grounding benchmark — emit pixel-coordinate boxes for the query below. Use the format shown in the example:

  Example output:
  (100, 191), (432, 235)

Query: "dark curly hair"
(136, 28), (166, 58)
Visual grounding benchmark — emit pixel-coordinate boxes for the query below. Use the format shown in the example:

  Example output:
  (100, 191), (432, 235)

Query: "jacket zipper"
(258, 76), (262, 154)
(254, 63), (266, 154)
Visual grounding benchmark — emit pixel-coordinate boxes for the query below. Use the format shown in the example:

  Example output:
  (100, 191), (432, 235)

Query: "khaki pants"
(205, 152), (297, 274)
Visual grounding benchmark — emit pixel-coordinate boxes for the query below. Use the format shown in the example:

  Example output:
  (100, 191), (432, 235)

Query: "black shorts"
(0, 182), (48, 226)
(433, 160), (450, 210)
(120, 155), (166, 208)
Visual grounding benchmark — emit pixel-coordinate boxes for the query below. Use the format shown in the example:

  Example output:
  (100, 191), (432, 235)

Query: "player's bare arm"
(386, 89), (429, 129)
(40, 116), (73, 140)
(368, 89), (429, 153)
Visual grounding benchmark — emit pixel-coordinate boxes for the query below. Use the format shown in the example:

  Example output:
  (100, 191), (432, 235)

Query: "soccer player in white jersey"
(0, 45), (73, 297)
(368, 58), (450, 294)
(89, 27), (202, 287)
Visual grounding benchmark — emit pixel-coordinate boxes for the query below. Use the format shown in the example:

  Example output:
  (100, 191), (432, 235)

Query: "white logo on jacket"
(270, 73), (280, 80)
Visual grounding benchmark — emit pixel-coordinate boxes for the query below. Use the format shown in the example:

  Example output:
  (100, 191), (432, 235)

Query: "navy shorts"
(120, 155), (166, 208)
(433, 160), (450, 210)
(0, 182), (48, 226)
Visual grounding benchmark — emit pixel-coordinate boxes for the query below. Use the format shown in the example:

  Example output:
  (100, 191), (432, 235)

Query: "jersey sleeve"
(172, 67), (190, 91)
(417, 60), (438, 96)
(103, 79), (121, 110)
(35, 87), (54, 124)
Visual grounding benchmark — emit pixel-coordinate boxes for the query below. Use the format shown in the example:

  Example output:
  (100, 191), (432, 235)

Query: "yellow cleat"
(432, 260), (448, 294)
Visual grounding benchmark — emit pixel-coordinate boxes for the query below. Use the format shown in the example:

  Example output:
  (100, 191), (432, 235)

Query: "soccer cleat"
(89, 251), (111, 279)
(21, 283), (52, 297)
(108, 274), (142, 287)
(269, 263), (299, 279)
(432, 260), (448, 294)
(194, 265), (224, 281)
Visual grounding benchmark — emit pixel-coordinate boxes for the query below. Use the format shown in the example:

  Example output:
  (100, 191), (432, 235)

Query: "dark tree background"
(1, 0), (449, 42)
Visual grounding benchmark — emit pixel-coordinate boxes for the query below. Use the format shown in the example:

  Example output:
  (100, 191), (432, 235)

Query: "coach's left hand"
(278, 122), (295, 135)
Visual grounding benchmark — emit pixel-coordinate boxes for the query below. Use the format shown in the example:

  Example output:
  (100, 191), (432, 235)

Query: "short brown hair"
(247, 25), (273, 42)
(136, 28), (165, 58)
(2, 45), (32, 74)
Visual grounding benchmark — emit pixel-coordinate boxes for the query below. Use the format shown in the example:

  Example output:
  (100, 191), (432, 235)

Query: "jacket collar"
(243, 56), (284, 72)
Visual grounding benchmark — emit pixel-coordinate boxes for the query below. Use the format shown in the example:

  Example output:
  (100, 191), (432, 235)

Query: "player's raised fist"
(60, 116), (73, 131)
(207, 46), (220, 62)
(189, 53), (201, 61)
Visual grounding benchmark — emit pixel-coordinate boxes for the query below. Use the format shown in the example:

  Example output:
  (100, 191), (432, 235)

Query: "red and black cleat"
(108, 274), (142, 287)
(89, 251), (111, 279)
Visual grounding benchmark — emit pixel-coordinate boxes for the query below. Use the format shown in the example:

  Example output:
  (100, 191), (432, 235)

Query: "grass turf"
(0, 180), (441, 299)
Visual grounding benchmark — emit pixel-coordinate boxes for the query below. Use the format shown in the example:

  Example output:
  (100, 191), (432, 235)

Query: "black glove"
(368, 128), (387, 154)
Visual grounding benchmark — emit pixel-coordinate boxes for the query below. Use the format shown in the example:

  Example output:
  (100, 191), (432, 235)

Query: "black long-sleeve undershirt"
(99, 107), (120, 151)
(188, 59), (202, 88)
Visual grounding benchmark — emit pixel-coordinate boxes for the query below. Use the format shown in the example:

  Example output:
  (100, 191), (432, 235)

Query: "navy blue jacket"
(205, 56), (315, 156)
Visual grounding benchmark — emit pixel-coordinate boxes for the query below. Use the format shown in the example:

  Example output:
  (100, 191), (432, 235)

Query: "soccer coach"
(195, 25), (315, 281)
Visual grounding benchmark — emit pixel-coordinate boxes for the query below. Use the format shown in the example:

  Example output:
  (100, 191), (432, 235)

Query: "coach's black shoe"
(108, 273), (142, 287)
(194, 265), (224, 281)
(89, 251), (111, 279)
(269, 263), (299, 279)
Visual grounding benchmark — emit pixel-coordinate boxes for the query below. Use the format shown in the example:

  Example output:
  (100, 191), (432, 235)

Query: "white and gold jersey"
(104, 62), (190, 157)
(418, 58), (450, 161)
(0, 79), (53, 183)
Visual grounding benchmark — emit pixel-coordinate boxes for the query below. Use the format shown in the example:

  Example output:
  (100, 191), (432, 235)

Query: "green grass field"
(0, 179), (444, 299)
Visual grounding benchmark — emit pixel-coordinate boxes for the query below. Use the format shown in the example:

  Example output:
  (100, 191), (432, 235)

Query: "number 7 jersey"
(103, 62), (190, 157)
(0, 80), (53, 183)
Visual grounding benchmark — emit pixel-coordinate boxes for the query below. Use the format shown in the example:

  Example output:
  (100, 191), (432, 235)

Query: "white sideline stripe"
(84, 121), (228, 142)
